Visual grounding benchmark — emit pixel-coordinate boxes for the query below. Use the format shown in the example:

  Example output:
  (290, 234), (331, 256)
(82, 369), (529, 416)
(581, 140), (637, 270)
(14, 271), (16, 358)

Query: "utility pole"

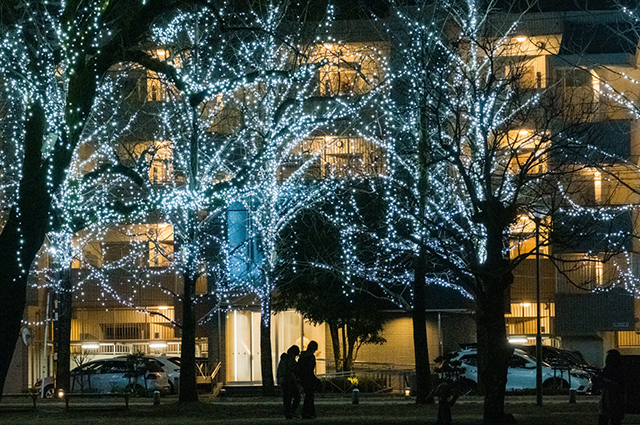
(535, 219), (542, 406)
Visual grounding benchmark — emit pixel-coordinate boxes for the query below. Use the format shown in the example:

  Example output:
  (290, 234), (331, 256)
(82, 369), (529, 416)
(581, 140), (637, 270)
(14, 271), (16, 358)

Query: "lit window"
(145, 49), (181, 102)
(591, 70), (600, 102)
(505, 57), (547, 89)
(500, 35), (561, 57)
(147, 71), (166, 101)
(310, 42), (386, 96)
(510, 214), (549, 258)
(595, 260), (604, 286)
(149, 223), (173, 267)
(593, 170), (602, 204)
(282, 136), (385, 179)
(149, 141), (174, 184)
(500, 130), (547, 174)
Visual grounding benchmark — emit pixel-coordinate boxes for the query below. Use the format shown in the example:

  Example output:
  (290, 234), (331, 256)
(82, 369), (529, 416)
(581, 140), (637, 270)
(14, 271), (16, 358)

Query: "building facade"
(6, 5), (640, 394)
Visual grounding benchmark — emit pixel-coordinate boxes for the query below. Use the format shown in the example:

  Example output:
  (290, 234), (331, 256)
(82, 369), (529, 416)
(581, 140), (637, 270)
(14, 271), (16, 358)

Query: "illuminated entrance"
(226, 310), (326, 383)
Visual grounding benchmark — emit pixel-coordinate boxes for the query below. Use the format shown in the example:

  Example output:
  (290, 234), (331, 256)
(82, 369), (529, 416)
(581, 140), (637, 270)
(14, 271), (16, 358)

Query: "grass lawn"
(0, 395), (635, 424)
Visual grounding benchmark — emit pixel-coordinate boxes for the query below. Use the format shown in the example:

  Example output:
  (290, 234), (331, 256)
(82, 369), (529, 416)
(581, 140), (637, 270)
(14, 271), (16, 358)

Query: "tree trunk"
(328, 322), (342, 372)
(345, 326), (356, 372)
(0, 219), (29, 401)
(55, 267), (73, 395)
(412, 245), (432, 404)
(0, 100), (49, 400)
(260, 296), (275, 396)
(179, 273), (198, 403)
(476, 288), (511, 424)
(476, 209), (515, 424)
(341, 325), (348, 371)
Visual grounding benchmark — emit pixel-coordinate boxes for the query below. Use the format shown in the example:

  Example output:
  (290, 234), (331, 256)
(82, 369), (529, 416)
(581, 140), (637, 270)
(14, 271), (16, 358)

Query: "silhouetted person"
(435, 383), (459, 425)
(298, 340), (319, 419)
(277, 345), (301, 419)
(599, 349), (625, 425)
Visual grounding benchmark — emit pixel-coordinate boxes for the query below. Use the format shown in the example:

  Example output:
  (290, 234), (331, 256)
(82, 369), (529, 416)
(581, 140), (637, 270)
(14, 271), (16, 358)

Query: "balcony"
(554, 251), (640, 293)
(551, 209), (633, 253)
(510, 257), (557, 302)
(72, 268), (181, 309)
(552, 119), (631, 166)
(555, 290), (634, 336)
(552, 21), (639, 68)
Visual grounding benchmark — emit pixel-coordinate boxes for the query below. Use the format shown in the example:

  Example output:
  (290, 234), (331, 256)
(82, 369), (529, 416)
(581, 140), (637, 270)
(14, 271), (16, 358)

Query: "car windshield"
(515, 350), (552, 368)
(563, 350), (593, 368)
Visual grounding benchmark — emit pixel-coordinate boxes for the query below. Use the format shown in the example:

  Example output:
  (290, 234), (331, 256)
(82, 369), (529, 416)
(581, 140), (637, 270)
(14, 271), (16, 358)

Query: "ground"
(0, 394), (632, 424)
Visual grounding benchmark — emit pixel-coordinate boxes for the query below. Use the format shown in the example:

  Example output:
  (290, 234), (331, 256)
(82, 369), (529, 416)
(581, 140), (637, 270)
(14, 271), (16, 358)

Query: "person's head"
(605, 349), (623, 368)
(307, 340), (318, 353)
(287, 345), (300, 357)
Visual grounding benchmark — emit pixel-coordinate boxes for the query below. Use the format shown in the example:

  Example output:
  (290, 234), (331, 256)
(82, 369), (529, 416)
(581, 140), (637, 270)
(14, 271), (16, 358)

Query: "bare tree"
(343, 0), (640, 420)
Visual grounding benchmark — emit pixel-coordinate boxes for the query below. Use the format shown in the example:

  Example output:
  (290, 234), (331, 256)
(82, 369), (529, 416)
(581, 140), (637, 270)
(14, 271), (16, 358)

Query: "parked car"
(34, 376), (56, 398)
(149, 355), (181, 394)
(512, 344), (602, 393)
(149, 355), (214, 394)
(437, 347), (592, 394)
(35, 356), (170, 397)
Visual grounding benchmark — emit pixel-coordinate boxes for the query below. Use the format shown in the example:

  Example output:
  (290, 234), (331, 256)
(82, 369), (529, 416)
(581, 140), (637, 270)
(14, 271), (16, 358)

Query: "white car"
(35, 357), (170, 397)
(450, 348), (592, 394)
(148, 355), (213, 394)
(148, 355), (181, 394)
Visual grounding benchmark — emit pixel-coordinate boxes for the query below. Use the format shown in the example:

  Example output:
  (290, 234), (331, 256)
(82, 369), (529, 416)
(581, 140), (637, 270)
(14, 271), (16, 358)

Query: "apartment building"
(8, 5), (640, 394)
(496, 9), (640, 365)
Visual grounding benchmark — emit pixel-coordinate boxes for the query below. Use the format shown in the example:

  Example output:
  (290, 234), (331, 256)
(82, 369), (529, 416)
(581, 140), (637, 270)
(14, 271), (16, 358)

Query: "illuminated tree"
(214, 11), (354, 394)
(85, 1), (348, 398)
(343, 0), (640, 420)
(0, 0), (200, 400)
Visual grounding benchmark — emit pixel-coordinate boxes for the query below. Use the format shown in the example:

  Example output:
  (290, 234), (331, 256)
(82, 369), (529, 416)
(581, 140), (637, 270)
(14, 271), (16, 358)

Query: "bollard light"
(352, 388), (360, 405)
(153, 390), (161, 406)
(404, 388), (411, 397)
(57, 389), (65, 399)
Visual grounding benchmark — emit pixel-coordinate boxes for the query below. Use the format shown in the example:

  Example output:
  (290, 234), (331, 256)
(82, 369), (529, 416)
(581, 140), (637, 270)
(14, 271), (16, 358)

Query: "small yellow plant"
(348, 377), (359, 386)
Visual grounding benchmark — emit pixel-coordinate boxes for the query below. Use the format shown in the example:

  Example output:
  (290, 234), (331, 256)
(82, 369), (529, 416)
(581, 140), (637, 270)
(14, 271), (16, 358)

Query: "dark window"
(71, 362), (101, 374)
(100, 361), (129, 374)
(559, 22), (639, 56)
(509, 355), (529, 369)
(147, 360), (164, 373)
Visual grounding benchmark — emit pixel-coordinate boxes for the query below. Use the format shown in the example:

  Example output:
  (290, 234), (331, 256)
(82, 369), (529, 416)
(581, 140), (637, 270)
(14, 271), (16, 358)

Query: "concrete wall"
(2, 338), (28, 394)
(323, 311), (476, 372)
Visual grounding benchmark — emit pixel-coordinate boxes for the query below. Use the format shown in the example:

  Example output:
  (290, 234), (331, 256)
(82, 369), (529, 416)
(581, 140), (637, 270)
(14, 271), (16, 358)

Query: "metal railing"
(317, 366), (414, 394)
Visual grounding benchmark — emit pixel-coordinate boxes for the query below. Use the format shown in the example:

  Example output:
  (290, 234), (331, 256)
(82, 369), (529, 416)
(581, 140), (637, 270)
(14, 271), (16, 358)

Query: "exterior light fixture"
(516, 36), (527, 42)
(81, 343), (99, 350)
(57, 389), (65, 399)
